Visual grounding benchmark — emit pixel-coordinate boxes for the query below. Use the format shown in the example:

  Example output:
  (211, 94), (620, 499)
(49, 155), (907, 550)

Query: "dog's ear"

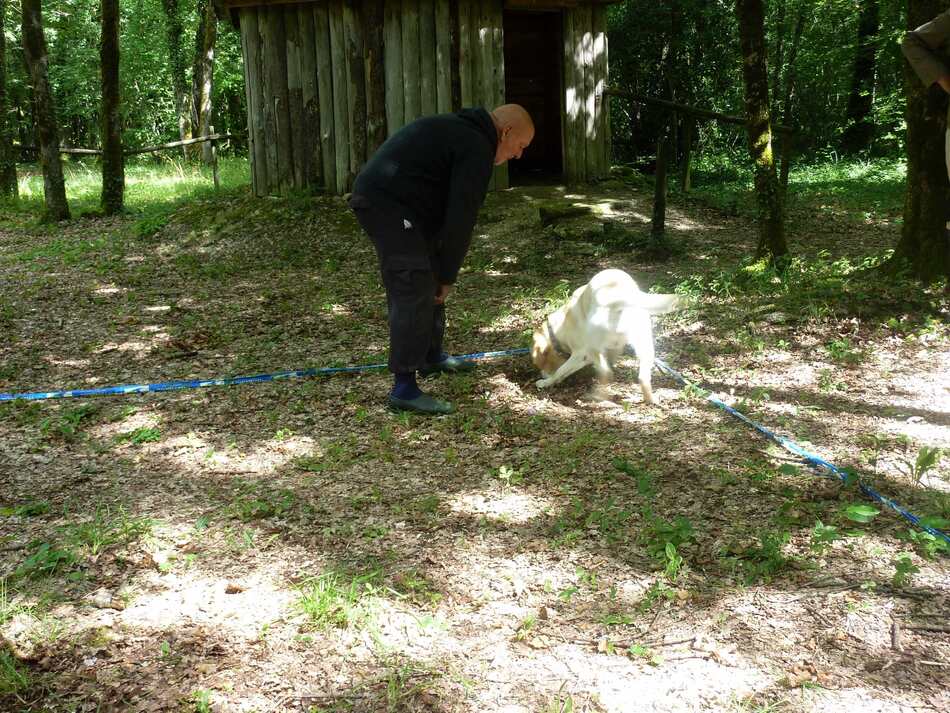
(531, 326), (549, 367)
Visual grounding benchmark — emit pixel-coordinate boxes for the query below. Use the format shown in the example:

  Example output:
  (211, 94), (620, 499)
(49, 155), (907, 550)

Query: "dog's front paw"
(535, 378), (552, 389)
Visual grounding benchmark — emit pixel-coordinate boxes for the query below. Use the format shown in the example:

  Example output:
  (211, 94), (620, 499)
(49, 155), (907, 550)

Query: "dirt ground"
(0, 178), (948, 713)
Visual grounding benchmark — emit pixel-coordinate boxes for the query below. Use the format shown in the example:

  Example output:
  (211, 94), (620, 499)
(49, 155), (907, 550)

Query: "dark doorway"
(503, 10), (563, 182)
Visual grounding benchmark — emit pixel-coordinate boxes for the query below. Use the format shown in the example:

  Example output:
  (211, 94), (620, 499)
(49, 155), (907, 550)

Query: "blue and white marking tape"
(0, 348), (530, 402)
(0, 346), (944, 546)
(655, 358), (950, 547)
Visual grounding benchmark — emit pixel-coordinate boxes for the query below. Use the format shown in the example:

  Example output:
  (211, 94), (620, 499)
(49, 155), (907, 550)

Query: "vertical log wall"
(385, 0), (507, 190)
(238, 0), (609, 196)
(561, 3), (609, 184)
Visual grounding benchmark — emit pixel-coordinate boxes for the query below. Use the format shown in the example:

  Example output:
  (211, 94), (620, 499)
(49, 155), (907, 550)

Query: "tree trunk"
(841, 0), (880, 153)
(0, 0), (17, 198)
(161, 0), (193, 159)
(736, 0), (787, 263)
(889, 0), (950, 282)
(770, 0), (786, 112)
(192, 0), (217, 163)
(100, 0), (123, 214)
(779, 6), (806, 189)
(21, 0), (69, 221)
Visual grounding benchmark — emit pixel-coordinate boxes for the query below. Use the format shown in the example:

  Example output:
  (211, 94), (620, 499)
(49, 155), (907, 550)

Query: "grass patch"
(12, 542), (79, 581)
(0, 650), (31, 696)
(60, 504), (153, 557)
(39, 404), (101, 443)
(4, 156), (251, 223)
(678, 251), (948, 330)
(687, 156), (906, 220)
(295, 569), (382, 631)
(227, 480), (296, 522)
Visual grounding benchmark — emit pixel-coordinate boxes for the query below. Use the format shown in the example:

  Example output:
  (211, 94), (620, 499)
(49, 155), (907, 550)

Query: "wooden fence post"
(651, 114), (672, 243)
(680, 117), (695, 193)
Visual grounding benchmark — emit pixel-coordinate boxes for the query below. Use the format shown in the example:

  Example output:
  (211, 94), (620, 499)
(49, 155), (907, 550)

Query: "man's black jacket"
(353, 108), (496, 285)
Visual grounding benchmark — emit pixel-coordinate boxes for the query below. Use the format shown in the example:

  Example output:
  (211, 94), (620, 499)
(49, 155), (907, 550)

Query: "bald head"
(490, 104), (535, 166)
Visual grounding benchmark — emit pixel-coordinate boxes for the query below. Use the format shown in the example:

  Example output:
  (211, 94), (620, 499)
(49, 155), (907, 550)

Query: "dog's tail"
(632, 292), (682, 315)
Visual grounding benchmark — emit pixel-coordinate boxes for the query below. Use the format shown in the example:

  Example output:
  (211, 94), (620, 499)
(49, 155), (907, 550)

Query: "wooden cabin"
(217, 0), (612, 196)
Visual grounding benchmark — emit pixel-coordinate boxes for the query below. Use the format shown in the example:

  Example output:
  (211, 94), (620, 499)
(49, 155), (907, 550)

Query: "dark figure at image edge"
(901, 9), (950, 232)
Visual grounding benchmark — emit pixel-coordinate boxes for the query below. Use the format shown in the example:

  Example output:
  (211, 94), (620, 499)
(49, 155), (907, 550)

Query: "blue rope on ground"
(1, 344), (943, 546)
(655, 358), (950, 547)
(0, 348), (530, 403)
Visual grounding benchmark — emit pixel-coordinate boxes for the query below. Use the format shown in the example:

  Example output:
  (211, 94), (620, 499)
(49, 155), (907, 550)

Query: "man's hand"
(939, 74), (950, 93)
(434, 284), (451, 305)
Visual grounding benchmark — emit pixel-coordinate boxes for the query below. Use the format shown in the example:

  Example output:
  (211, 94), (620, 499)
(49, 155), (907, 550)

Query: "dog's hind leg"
(535, 352), (590, 389)
(627, 322), (656, 405)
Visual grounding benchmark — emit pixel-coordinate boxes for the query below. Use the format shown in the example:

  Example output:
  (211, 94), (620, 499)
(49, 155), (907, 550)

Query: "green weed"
(825, 338), (864, 365)
(810, 520), (841, 555)
(0, 650), (31, 696)
(909, 446), (943, 487)
(115, 426), (162, 445)
(0, 501), (50, 518)
(892, 553), (919, 587)
(640, 511), (694, 563)
(227, 481), (296, 522)
(724, 530), (791, 584)
(40, 403), (100, 442)
(13, 542), (78, 580)
(295, 569), (381, 631)
(60, 505), (153, 557)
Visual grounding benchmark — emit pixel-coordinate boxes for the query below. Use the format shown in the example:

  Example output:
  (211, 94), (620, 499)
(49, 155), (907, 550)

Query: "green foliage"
(0, 650), (31, 696)
(725, 530), (792, 584)
(843, 504), (880, 524)
(627, 643), (661, 666)
(891, 553), (919, 588)
(191, 689), (213, 713)
(641, 511), (695, 563)
(663, 542), (684, 582)
(551, 497), (635, 546)
(810, 520), (841, 555)
(493, 464), (524, 489)
(13, 542), (78, 580)
(60, 505), (153, 557)
(40, 404), (100, 442)
(227, 481), (296, 522)
(3, 0), (247, 150)
(637, 579), (677, 612)
(609, 2), (909, 166)
(295, 570), (381, 631)
(910, 447), (943, 487)
(906, 524), (949, 560)
(391, 569), (442, 607)
(115, 427), (162, 445)
(612, 458), (656, 497)
(8, 158), (251, 221)
(825, 338), (864, 366)
(0, 501), (50, 518)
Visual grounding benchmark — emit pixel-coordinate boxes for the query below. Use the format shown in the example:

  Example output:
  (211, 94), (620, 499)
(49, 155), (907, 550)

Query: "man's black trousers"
(349, 194), (445, 374)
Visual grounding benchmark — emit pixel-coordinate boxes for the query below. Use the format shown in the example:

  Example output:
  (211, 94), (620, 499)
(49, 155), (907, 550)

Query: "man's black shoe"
(418, 355), (476, 376)
(387, 393), (455, 415)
